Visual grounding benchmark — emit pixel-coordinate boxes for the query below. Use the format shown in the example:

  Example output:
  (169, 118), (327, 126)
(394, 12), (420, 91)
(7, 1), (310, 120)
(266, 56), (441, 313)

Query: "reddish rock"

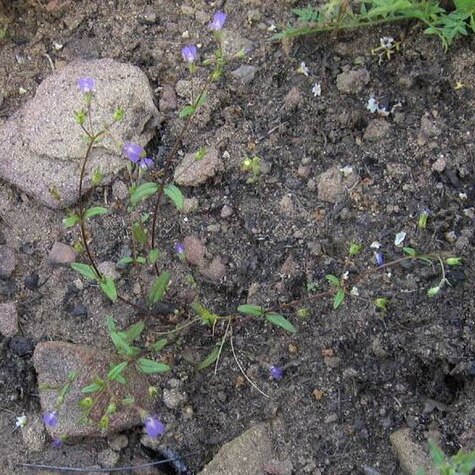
(47, 242), (77, 265)
(184, 236), (206, 266)
(0, 245), (16, 278)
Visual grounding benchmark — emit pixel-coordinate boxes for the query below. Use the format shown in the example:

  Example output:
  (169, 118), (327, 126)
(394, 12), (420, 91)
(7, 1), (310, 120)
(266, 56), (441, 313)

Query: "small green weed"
(276, 0), (475, 51)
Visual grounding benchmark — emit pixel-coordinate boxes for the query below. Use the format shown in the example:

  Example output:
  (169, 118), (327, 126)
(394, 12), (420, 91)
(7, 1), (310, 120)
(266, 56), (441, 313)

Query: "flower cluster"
(123, 142), (153, 169)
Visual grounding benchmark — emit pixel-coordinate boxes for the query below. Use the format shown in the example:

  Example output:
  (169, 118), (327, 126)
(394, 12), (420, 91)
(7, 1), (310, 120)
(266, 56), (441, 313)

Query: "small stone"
(137, 7), (157, 25)
(24, 272), (40, 290)
(283, 87), (303, 111)
(324, 413), (338, 424)
(174, 147), (223, 186)
(97, 448), (120, 468)
(48, 242), (76, 265)
(231, 65), (257, 84)
(97, 261), (120, 280)
(220, 205), (233, 218)
(279, 195), (294, 217)
(324, 356), (341, 369)
(108, 434), (129, 452)
(317, 166), (358, 204)
(9, 336), (35, 356)
(200, 256), (226, 282)
(0, 302), (19, 337)
(297, 165), (310, 178)
(364, 119), (391, 141)
(280, 255), (297, 276)
(159, 84), (177, 112)
(181, 197), (199, 214)
(432, 157), (446, 173)
(183, 236), (206, 266)
(112, 180), (128, 201)
(70, 304), (88, 317)
(21, 414), (46, 452)
(162, 387), (187, 410)
(0, 246), (16, 278)
(444, 231), (457, 244)
(336, 68), (370, 94)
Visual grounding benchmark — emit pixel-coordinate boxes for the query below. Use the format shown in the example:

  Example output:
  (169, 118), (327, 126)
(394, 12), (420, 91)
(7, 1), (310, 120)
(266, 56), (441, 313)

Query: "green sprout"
(241, 156), (262, 183)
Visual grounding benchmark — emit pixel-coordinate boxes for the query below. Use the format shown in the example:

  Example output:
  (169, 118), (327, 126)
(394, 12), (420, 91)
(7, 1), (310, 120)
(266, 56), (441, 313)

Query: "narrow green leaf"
(135, 256), (146, 264)
(403, 247), (417, 257)
(428, 440), (446, 466)
(325, 274), (340, 287)
(84, 206), (108, 219)
(151, 338), (168, 352)
(148, 249), (160, 265)
(100, 277), (117, 302)
(164, 184), (184, 210)
(265, 312), (296, 333)
(148, 271), (171, 304)
(197, 346), (220, 370)
(179, 105), (195, 119)
(124, 321), (145, 344)
(81, 382), (104, 394)
(117, 256), (134, 266)
(136, 358), (170, 374)
(132, 222), (148, 246)
(333, 289), (345, 309)
(63, 214), (80, 228)
(195, 93), (207, 108)
(110, 331), (135, 356)
(71, 262), (98, 281)
(130, 182), (159, 207)
(106, 315), (116, 333)
(237, 304), (265, 316)
(107, 361), (128, 381)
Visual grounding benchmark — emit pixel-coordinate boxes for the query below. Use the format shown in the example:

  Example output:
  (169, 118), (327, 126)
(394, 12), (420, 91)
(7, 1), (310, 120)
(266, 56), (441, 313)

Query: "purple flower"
(138, 157), (154, 169)
(269, 365), (284, 381)
(123, 142), (144, 164)
(77, 77), (95, 93)
(144, 415), (165, 438)
(52, 438), (63, 449)
(181, 44), (198, 63)
(42, 410), (58, 427)
(209, 11), (227, 31)
(374, 252), (384, 267)
(174, 242), (185, 254)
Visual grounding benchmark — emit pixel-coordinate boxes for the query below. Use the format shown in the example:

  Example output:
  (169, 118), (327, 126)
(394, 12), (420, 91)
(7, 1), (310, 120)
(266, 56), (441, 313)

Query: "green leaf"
(106, 315), (116, 333)
(71, 263), (98, 281)
(265, 312), (296, 333)
(197, 346), (220, 370)
(63, 214), (80, 228)
(84, 206), (108, 219)
(237, 304), (265, 316)
(194, 93), (207, 108)
(403, 247), (417, 257)
(179, 105), (195, 119)
(81, 382), (104, 393)
(164, 184), (184, 210)
(325, 274), (340, 287)
(427, 286), (440, 297)
(333, 289), (345, 309)
(148, 249), (160, 265)
(135, 256), (146, 264)
(130, 182), (159, 207)
(124, 321), (145, 344)
(428, 439), (446, 467)
(132, 222), (148, 246)
(110, 331), (136, 356)
(151, 338), (168, 352)
(191, 301), (219, 326)
(136, 358), (170, 374)
(107, 361), (128, 381)
(455, 0), (475, 13)
(148, 271), (171, 304)
(100, 277), (117, 302)
(117, 256), (134, 266)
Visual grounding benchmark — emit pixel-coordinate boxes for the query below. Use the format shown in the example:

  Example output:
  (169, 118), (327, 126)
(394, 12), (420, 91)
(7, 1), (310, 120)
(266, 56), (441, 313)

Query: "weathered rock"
(0, 246), (16, 278)
(417, 114), (444, 146)
(159, 83), (177, 112)
(97, 261), (120, 280)
(97, 448), (120, 468)
(174, 147), (223, 186)
(33, 341), (152, 439)
(48, 242), (77, 265)
(220, 205), (233, 218)
(199, 423), (274, 475)
(279, 194), (294, 217)
(183, 236), (206, 266)
(231, 65), (257, 84)
(0, 59), (159, 208)
(280, 255), (297, 276)
(390, 428), (436, 475)
(162, 387), (188, 410)
(364, 119), (391, 141)
(0, 302), (18, 337)
(283, 87), (303, 111)
(108, 434), (129, 451)
(336, 68), (370, 94)
(317, 166), (358, 204)
(21, 413), (46, 453)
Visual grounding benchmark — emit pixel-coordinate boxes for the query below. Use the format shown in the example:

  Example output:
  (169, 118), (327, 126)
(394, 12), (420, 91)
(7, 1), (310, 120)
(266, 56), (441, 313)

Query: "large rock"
(33, 341), (153, 439)
(0, 59), (159, 209)
(174, 147), (223, 186)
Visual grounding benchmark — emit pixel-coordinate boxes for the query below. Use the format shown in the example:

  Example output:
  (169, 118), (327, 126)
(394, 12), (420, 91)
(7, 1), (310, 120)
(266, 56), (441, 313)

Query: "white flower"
(370, 241), (381, 249)
(367, 95), (379, 113)
(16, 415), (27, 428)
(297, 61), (309, 76)
(380, 37), (395, 49)
(350, 286), (360, 296)
(339, 165), (353, 177)
(312, 82), (321, 97)
(394, 232), (406, 247)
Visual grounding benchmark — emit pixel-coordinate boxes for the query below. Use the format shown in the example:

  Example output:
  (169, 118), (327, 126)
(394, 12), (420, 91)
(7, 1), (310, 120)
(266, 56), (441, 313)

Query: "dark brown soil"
(1, 1), (474, 474)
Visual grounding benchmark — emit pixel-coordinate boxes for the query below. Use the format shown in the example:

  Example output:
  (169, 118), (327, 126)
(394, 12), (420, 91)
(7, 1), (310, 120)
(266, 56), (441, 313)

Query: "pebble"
(9, 336), (35, 356)
(183, 236), (206, 266)
(0, 302), (19, 337)
(70, 304), (88, 317)
(280, 255), (297, 276)
(97, 448), (120, 468)
(317, 166), (358, 204)
(181, 197), (199, 214)
(220, 205), (233, 218)
(231, 65), (257, 84)
(97, 261), (120, 280)
(336, 68), (370, 94)
(21, 413), (46, 452)
(108, 434), (129, 452)
(364, 119), (391, 141)
(137, 7), (157, 25)
(283, 87), (303, 111)
(324, 413), (338, 424)
(163, 387), (188, 409)
(174, 147), (223, 186)
(279, 194), (294, 217)
(297, 165), (310, 178)
(431, 157), (446, 172)
(24, 272), (39, 290)
(0, 246), (17, 278)
(112, 180), (128, 201)
(47, 242), (76, 265)
(159, 83), (178, 112)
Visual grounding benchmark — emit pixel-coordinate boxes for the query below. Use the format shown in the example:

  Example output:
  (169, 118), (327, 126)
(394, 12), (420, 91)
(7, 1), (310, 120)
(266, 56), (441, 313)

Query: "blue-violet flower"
(52, 438), (64, 449)
(269, 365), (284, 381)
(175, 242), (185, 254)
(209, 11), (227, 30)
(77, 77), (95, 93)
(374, 252), (384, 267)
(181, 44), (198, 63)
(138, 157), (154, 169)
(144, 415), (165, 438)
(42, 410), (58, 427)
(123, 142), (144, 163)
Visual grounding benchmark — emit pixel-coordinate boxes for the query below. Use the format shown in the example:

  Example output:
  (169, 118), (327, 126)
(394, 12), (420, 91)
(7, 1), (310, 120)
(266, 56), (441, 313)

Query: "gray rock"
(0, 246), (16, 278)
(317, 166), (358, 204)
(231, 65), (257, 84)
(390, 428), (436, 475)
(48, 242), (77, 265)
(97, 261), (120, 280)
(364, 119), (391, 141)
(0, 59), (159, 209)
(112, 180), (128, 201)
(324, 356), (342, 369)
(21, 413), (46, 452)
(159, 83), (177, 112)
(108, 434), (129, 451)
(181, 197), (199, 214)
(33, 341), (152, 439)
(97, 448), (120, 468)
(336, 68), (370, 94)
(162, 387), (188, 409)
(0, 302), (18, 337)
(279, 194), (294, 217)
(174, 147), (223, 186)
(199, 423), (274, 475)
(220, 205), (233, 218)
(184, 236), (206, 266)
